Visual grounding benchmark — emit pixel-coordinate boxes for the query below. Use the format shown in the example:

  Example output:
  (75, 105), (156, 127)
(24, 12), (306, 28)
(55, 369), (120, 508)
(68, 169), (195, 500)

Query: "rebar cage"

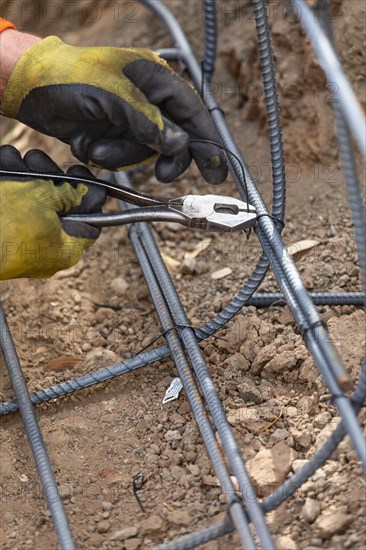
(1, 1), (365, 549)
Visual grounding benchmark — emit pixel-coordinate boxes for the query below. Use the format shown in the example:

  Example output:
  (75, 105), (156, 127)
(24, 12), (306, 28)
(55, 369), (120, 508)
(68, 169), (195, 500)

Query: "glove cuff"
(2, 35), (68, 118)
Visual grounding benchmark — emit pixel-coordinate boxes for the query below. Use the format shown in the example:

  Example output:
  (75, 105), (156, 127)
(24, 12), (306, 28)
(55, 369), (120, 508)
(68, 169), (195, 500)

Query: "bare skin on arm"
(0, 29), (41, 100)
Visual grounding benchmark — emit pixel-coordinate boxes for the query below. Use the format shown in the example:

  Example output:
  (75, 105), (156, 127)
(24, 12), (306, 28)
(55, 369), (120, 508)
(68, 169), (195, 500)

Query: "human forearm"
(0, 29), (40, 103)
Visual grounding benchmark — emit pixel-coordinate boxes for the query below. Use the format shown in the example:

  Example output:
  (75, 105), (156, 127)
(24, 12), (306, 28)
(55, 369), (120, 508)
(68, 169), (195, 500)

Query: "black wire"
(135, 322), (230, 355)
(189, 138), (250, 212)
(0, 168), (135, 198)
(256, 212), (285, 230)
(132, 472), (146, 513)
(0, 140), (250, 206)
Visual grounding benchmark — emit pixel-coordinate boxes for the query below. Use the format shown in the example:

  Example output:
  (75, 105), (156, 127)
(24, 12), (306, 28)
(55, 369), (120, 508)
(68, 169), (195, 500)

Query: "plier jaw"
(171, 194), (257, 232)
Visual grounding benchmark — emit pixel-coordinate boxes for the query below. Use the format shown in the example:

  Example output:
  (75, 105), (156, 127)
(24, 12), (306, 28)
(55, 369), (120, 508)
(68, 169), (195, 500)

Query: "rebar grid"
(1, 1), (365, 549)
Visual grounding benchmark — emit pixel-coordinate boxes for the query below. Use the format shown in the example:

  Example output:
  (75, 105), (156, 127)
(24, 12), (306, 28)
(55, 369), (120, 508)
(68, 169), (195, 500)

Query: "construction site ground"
(0, 1), (365, 549)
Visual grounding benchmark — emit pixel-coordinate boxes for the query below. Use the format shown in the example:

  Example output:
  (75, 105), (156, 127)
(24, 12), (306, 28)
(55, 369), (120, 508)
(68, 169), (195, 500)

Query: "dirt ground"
(0, 1), (365, 549)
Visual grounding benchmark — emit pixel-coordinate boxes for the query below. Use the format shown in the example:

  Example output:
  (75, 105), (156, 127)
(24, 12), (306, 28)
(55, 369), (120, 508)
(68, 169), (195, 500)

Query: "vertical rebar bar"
(0, 305), (75, 550)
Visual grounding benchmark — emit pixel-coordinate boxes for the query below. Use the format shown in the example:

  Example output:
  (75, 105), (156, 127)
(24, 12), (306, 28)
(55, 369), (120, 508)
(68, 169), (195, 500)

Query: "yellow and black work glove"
(0, 145), (106, 280)
(2, 37), (228, 184)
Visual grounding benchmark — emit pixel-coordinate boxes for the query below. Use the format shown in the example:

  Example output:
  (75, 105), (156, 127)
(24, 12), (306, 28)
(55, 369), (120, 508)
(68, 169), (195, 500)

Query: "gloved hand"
(0, 145), (106, 279)
(2, 37), (228, 184)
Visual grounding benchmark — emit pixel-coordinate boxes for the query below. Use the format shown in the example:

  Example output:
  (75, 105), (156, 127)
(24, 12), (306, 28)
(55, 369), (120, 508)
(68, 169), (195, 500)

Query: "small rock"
(285, 406), (298, 417)
(291, 427), (312, 449)
(171, 465), (185, 480)
(188, 464), (200, 476)
(309, 539), (323, 547)
(211, 267), (232, 280)
(178, 473), (195, 488)
(292, 459), (309, 472)
(111, 526), (138, 541)
(315, 512), (353, 538)
(140, 515), (164, 535)
(97, 520), (110, 533)
(227, 408), (267, 432)
(247, 442), (298, 497)
(178, 401), (191, 415)
(125, 539), (141, 550)
(149, 444), (161, 455)
(276, 535), (298, 549)
(181, 257), (196, 275)
(170, 413), (185, 426)
(301, 498), (321, 523)
(224, 353), (249, 373)
(297, 395), (314, 412)
(313, 411), (332, 428)
(264, 350), (297, 373)
(237, 380), (263, 404)
(299, 357), (318, 384)
(338, 274), (349, 286)
(101, 501), (112, 511)
(169, 510), (192, 527)
(278, 306), (294, 325)
(95, 307), (115, 323)
(268, 428), (289, 447)
(88, 533), (105, 546)
(59, 483), (72, 500)
(184, 451), (197, 463)
(164, 430), (182, 442)
(251, 343), (278, 374)
(311, 468), (326, 481)
(84, 348), (119, 369)
(111, 276), (129, 295)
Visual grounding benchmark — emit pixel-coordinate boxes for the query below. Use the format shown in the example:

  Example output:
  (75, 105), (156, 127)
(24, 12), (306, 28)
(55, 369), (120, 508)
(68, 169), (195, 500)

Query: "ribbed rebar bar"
(317, 0), (366, 292)
(0, 306), (75, 549)
(153, 515), (233, 550)
(290, 0), (366, 157)
(246, 291), (365, 307)
(202, 0), (217, 81)
(252, 0), (286, 219)
(0, 346), (170, 415)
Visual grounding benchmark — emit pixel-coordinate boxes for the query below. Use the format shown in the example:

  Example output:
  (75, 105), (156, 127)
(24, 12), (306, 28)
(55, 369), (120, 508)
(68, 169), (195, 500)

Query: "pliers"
(0, 168), (257, 232)
(63, 175), (257, 233)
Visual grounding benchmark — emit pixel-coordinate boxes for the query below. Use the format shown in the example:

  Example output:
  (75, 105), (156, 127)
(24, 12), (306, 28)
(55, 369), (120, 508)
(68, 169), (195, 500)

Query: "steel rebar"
(290, 0), (366, 157)
(0, 306), (75, 550)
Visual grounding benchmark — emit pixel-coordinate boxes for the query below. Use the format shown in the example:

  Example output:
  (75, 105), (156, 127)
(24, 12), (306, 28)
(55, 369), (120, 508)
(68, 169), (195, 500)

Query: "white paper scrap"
(163, 377), (183, 404)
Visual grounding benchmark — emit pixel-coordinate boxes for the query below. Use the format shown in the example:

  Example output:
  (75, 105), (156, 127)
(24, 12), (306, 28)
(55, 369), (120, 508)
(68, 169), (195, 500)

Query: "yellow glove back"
(2, 37), (228, 184)
(0, 146), (106, 279)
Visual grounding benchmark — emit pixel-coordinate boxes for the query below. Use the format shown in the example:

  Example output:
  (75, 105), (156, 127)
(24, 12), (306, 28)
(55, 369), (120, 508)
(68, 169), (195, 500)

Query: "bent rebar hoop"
(1, 1), (365, 549)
